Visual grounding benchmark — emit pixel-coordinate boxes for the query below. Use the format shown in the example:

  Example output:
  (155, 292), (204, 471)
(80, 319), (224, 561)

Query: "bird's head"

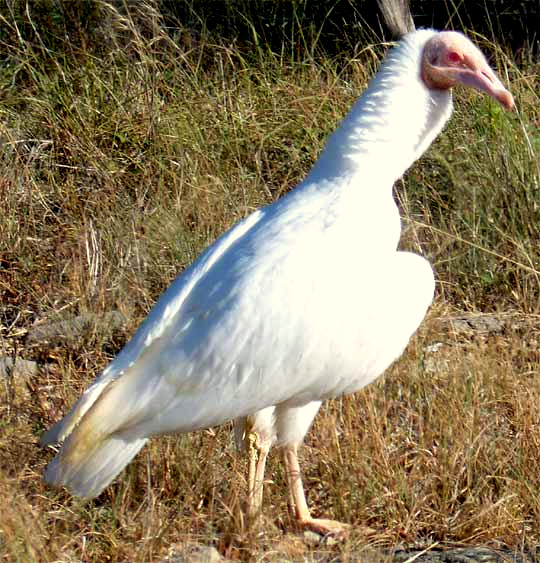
(421, 31), (514, 110)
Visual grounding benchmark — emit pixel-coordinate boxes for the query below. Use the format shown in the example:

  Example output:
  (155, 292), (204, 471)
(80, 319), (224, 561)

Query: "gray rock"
(0, 357), (38, 380)
(27, 310), (126, 347)
(446, 314), (504, 335)
(155, 543), (535, 563)
(390, 546), (534, 562)
(303, 530), (323, 546)
(159, 543), (224, 563)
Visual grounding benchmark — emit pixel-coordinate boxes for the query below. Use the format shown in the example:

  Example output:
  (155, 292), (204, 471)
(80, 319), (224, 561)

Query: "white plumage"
(41, 20), (513, 535)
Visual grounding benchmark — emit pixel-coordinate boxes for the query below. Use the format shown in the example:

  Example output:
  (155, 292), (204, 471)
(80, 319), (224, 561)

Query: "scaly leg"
(246, 431), (270, 520)
(283, 443), (349, 537)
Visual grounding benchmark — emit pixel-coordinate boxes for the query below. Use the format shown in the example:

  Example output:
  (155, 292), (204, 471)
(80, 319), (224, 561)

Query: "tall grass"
(399, 42), (540, 311)
(0, 2), (539, 561)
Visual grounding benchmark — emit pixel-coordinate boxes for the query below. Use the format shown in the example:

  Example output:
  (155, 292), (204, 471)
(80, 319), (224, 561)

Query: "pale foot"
(299, 517), (350, 538)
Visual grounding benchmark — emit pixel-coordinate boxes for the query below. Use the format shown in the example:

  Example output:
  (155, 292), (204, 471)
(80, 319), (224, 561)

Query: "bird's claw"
(300, 517), (350, 538)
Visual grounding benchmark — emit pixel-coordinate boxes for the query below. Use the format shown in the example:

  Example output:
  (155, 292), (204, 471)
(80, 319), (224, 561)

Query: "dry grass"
(3, 312), (540, 561)
(1, 3), (539, 562)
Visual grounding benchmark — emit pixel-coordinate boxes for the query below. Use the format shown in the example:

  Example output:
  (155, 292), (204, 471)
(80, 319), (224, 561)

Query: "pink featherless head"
(377, 1), (514, 111)
(421, 31), (514, 110)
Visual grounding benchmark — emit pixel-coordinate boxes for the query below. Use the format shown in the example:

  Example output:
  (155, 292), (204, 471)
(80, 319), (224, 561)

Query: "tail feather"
(44, 432), (148, 498)
(40, 366), (125, 447)
(42, 352), (162, 497)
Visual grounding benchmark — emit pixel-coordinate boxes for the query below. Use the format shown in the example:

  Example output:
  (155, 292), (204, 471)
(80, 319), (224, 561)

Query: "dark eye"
(448, 51), (461, 63)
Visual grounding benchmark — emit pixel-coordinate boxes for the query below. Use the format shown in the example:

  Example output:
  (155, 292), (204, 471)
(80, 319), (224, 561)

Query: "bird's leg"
(247, 431), (257, 512)
(253, 437), (270, 516)
(246, 430), (270, 521)
(283, 443), (349, 537)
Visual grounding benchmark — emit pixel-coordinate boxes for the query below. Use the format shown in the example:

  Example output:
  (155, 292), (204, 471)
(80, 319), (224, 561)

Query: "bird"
(41, 0), (514, 536)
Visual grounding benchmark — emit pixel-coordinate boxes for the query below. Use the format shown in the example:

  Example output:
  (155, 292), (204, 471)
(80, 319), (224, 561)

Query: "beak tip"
(500, 91), (515, 111)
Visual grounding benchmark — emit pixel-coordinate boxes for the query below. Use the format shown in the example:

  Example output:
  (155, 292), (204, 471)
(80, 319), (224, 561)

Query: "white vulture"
(41, 0), (514, 536)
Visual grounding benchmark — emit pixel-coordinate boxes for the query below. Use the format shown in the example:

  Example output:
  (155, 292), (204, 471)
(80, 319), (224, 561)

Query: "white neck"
(306, 29), (454, 188)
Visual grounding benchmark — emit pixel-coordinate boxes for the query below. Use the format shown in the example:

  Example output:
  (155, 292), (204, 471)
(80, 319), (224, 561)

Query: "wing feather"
(41, 208), (265, 446)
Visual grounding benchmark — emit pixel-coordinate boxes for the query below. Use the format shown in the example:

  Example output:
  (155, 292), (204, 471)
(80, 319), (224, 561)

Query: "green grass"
(0, 3), (539, 561)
